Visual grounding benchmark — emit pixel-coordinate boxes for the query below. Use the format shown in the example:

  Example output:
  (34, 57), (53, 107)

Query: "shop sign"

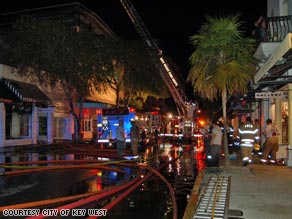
(255, 91), (288, 99)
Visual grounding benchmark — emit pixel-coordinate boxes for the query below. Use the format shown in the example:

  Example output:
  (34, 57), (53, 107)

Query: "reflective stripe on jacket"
(238, 122), (259, 147)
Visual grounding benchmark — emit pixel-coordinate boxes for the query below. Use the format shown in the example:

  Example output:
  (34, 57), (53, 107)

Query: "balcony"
(265, 15), (292, 42)
(233, 16), (292, 113)
(252, 15), (292, 89)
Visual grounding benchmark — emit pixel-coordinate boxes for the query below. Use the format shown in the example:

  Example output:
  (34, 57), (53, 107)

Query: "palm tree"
(187, 14), (256, 168)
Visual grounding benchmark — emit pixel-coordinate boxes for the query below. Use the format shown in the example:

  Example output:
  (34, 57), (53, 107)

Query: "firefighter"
(130, 121), (140, 156)
(261, 119), (280, 164)
(238, 117), (259, 166)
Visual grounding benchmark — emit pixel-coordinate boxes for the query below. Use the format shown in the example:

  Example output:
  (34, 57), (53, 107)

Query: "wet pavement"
(2, 142), (292, 219)
(0, 168), (122, 206)
(0, 141), (199, 219)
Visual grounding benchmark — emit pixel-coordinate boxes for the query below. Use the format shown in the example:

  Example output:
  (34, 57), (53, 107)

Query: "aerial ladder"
(120, 0), (195, 117)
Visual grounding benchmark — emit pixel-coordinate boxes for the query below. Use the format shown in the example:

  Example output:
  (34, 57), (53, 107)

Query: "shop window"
(54, 118), (67, 138)
(81, 116), (92, 132)
(38, 116), (47, 136)
(5, 112), (12, 139)
(282, 102), (288, 143)
(5, 104), (31, 139)
(20, 114), (29, 136)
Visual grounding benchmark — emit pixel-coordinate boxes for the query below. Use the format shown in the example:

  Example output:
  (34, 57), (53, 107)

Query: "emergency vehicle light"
(98, 139), (109, 143)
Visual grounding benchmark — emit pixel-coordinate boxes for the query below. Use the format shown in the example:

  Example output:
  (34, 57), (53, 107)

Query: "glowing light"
(198, 120), (205, 126)
(98, 139), (109, 143)
(97, 157), (110, 161)
(159, 57), (178, 87)
(168, 163), (172, 172)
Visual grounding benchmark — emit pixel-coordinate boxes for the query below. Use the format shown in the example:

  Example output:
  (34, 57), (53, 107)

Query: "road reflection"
(0, 137), (205, 219)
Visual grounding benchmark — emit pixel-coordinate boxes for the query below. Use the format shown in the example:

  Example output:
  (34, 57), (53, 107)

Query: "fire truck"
(119, 0), (198, 137)
(94, 0), (199, 146)
(96, 107), (134, 142)
(96, 107), (163, 146)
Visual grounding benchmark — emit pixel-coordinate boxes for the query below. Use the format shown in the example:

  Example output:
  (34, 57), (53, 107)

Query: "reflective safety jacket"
(238, 122), (259, 147)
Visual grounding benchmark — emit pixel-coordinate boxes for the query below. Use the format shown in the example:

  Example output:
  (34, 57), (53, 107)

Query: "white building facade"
(252, 0), (292, 166)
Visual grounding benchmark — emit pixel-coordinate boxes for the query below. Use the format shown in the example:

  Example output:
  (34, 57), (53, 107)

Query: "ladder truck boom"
(120, 0), (190, 116)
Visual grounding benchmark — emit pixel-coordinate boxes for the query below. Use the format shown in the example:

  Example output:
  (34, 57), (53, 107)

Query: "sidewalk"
(203, 161), (292, 219)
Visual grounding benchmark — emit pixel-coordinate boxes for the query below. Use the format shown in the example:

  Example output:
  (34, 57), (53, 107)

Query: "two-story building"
(244, 0), (292, 166)
(0, 3), (118, 147)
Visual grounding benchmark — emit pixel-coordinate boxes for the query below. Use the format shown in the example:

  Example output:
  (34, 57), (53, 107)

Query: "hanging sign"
(255, 91), (288, 99)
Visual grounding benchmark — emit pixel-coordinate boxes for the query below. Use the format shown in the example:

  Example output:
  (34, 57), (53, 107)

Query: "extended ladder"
(194, 175), (231, 219)
(120, 0), (189, 116)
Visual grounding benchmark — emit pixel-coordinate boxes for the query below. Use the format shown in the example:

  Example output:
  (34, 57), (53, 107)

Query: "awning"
(0, 80), (17, 103)
(0, 78), (51, 106)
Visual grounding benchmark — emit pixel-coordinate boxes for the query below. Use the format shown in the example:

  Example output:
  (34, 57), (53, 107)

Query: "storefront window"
(5, 104), (33, 138)
(81, 116), (92, 132)
(282, 102), (288, 143)
(54, 118), (66, 138)
(5, 112), (12, 139)
(39, 116), (47, 136)
(20, 114), (29, 136)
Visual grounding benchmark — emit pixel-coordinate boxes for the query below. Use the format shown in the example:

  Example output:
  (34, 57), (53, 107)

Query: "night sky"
(1, 0), (267, 74)
(1, 0), (267, 116)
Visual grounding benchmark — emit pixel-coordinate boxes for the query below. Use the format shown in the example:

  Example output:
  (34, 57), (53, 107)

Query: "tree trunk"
(116, 86), (120, 108)
(64, 83), (80, 144)
(77, 95), (84, 143)
(69, 100), (79, 144)
(66, 92), (83, 144)
(222, 88), (231, 169)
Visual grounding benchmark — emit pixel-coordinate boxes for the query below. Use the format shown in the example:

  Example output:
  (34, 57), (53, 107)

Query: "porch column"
(31, 103), (37, 144)
(275, 98), (282, 144)
(0, 153), (4, 173)
(287, 83), (292, 166)
(0, 103), (5, 147)
(68, 114), (73, 140)
(47, 106), (54, 143)
(260, 100), (269, 144)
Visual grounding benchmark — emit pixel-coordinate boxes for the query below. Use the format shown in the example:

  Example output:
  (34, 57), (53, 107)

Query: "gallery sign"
(255, 91), (288, 99)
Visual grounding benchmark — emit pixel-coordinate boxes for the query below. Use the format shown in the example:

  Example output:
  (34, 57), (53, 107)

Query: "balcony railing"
(265, 15), (292, 42)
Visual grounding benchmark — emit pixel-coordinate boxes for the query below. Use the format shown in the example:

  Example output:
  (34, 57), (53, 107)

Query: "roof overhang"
(0, 2), (119, 40)
(254, 33), (292, 84)
(0, 78), (51, 106)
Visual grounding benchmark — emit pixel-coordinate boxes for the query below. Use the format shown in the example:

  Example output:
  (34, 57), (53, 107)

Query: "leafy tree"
(124, 40), (170, 107)
(100, 38), (169, 109)
(2, 16), (105, 142)
(187, 14), (256, 168)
